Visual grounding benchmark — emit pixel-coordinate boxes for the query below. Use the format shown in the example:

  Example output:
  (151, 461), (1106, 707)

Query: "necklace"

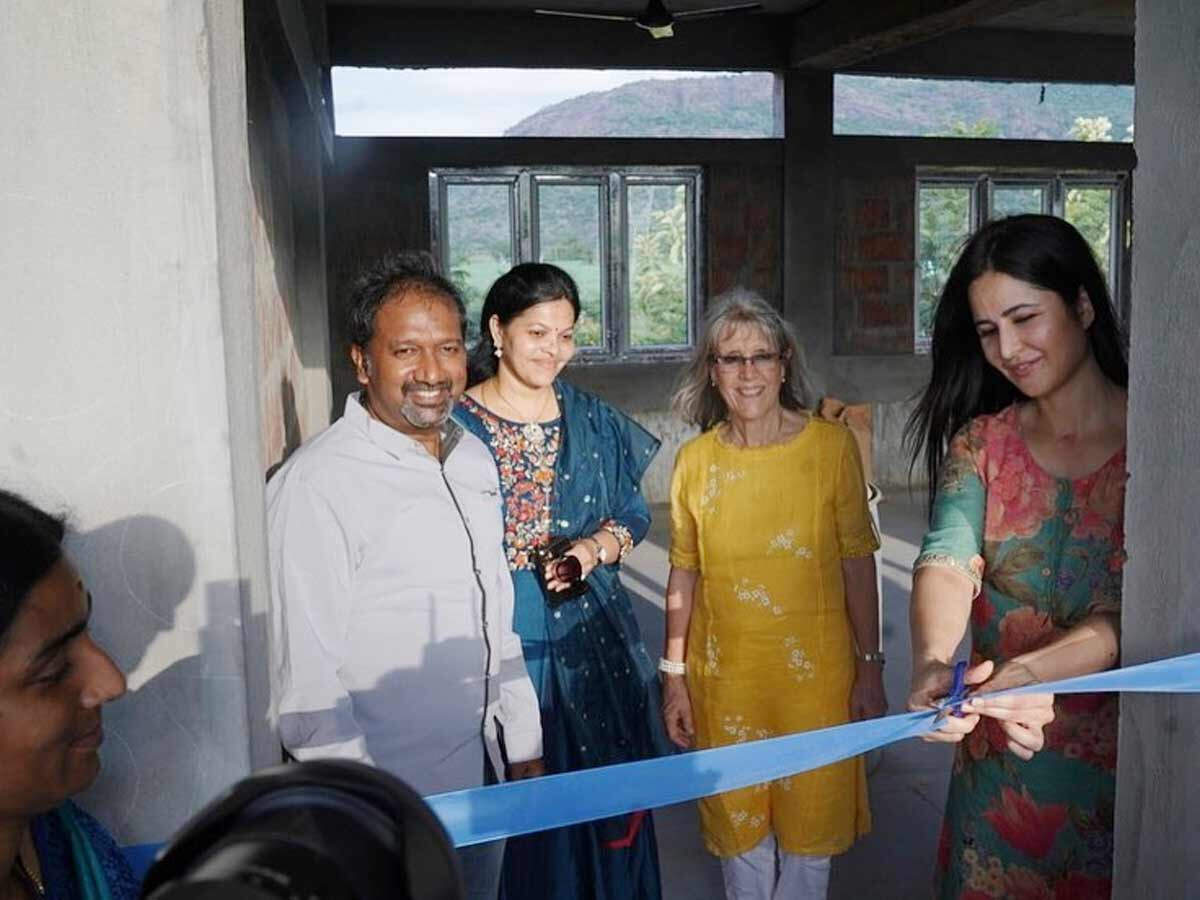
(488, 381), (555, 444)
(14, 853), (44, 898)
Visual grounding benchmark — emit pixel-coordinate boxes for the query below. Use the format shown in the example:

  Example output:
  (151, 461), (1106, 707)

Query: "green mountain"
(505, 73), (778, 137)
(503, 72), (1133, 141)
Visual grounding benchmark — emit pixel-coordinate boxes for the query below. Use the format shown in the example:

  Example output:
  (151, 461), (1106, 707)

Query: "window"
(430, 167), (703, 360)
(335, 68), (781, 138)
(915, 172), (1127, 350)
(834, 75), (1134, 142)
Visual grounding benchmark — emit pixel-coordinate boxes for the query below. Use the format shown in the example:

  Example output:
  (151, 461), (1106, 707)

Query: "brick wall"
(707, 162), (783, 307)
(834, 176), (915, 354)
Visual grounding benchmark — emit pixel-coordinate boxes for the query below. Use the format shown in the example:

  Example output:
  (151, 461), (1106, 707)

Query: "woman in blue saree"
(0, 489), (138, 900)
(456, 263), (672, 900)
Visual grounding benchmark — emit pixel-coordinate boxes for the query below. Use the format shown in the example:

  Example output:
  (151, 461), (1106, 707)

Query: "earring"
(782, 374), (786, 383)
(494, 346), (503, 358)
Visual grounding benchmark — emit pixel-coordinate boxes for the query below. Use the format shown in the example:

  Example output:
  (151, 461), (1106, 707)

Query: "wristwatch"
(587, 536), (608, 565)
(858, 650), (886, 665)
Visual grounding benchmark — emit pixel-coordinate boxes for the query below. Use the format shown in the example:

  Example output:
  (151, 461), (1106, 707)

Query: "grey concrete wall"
(1114, 0), (1200, 891)
(0, 1), (274, 843)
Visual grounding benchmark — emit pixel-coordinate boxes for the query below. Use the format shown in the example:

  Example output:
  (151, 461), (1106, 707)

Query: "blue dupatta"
(458, 378), (671, 900)
(30, 802), (139, 900)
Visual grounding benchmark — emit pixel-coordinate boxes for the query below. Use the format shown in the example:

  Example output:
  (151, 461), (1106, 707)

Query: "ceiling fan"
(534, 0), (764, 39)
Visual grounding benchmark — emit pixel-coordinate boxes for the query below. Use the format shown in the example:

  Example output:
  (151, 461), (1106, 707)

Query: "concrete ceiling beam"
(789, 0), (1050, 69)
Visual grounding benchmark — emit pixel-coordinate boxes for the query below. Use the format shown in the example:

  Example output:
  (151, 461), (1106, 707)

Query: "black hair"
(904, 214), (1128, 512)
(345, 251), (467, 348)
(0, 490), (67, 643)
(467, 263), (581, 386)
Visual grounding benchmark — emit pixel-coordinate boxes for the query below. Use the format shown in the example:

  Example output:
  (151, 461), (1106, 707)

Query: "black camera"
(139, 760), (463, 900)
(529, 535), (588, 606)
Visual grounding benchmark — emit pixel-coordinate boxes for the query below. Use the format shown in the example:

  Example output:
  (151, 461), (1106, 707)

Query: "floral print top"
(916, 404), (1126, 900)
(458, 394), (562, 571)
(458, 394), (636, 571)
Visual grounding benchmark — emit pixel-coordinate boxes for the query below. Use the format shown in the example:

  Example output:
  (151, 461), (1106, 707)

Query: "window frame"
(430, 165), (705, 363)
(913, 169), (1130, 353)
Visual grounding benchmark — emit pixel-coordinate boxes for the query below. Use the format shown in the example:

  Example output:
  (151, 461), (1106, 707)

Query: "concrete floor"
(622, 493), (955, 899)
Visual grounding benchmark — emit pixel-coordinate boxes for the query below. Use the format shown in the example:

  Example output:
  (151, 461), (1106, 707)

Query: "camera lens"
(140, 761), (463, 900)
(553, 555), (582, 582)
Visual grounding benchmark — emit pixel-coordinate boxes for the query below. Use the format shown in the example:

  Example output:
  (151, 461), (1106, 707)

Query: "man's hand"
(507, 758), (545, 780)
(850, 661), (888, 720)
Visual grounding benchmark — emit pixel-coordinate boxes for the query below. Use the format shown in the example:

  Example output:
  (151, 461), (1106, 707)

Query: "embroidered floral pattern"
(699, 463), (746, 511)
(728, 810), (767, 832)
(733, 577), (783, 616)
(720, 715), (770, 744)
(782, 636), (815, 682)
(704, 632), (720, 676)
(767, 529), (814, 559)
(459, 395), (560, 570)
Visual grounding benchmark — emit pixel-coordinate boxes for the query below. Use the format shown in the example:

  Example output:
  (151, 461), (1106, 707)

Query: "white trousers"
(720, 833), (831, 900)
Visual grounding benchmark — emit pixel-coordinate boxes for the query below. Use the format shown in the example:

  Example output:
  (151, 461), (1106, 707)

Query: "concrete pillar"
(0, 1), (269, 843)
(782, 70), (836, 399)
(1114, 0), (1200, 891)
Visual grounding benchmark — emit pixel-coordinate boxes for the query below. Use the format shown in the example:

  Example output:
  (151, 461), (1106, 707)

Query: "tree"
(932, 119), (1002, 138)
(917, 187), (972, 340)
(1069, 115), (1113, 142)
(1065, 116), (1115, 280)
(630, 186), (689, 346)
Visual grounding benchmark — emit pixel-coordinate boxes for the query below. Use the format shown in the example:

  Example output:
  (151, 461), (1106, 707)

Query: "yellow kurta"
(669, 417), (880, 858)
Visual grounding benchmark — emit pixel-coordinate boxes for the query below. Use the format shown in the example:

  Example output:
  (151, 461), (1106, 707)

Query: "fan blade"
(673, 2), (763, 18)
(534, 9), (637, 22)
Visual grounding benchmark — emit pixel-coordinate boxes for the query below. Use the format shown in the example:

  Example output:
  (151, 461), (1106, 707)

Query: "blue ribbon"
(428, 652), (1200, 847)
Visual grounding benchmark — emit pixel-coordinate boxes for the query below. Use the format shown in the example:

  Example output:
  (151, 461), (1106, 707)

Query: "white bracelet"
(658, 657), (686, 676)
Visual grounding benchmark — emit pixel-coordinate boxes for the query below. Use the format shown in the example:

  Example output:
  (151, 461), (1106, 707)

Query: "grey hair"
(672, 288), (815, 431)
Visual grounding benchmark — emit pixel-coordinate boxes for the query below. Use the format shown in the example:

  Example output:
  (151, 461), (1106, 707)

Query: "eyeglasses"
(711, 352), (783, 371)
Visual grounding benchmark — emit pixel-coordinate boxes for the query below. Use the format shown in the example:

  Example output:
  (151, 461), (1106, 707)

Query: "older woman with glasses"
(661, 290), (886, 900)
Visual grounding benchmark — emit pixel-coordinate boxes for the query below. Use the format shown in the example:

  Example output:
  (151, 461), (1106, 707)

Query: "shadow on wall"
(71, 516), (258, 845)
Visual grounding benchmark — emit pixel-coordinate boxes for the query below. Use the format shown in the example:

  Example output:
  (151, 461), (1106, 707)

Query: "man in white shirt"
(266, 252), (543, 898)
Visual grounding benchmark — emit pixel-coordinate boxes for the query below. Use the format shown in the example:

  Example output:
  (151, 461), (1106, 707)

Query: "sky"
(332, 67), (730, 137)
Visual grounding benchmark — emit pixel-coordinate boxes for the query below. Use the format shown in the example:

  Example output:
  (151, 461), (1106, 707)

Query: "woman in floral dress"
(905, 215), (1128, 898)
(455, 263), (671, 900)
